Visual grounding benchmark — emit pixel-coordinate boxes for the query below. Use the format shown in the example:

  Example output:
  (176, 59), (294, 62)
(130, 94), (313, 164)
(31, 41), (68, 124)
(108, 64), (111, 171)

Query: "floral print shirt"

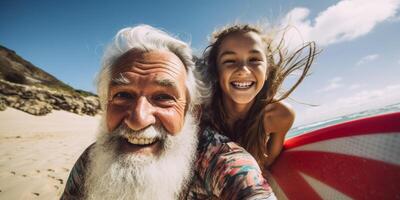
(61, 128), (276, 199)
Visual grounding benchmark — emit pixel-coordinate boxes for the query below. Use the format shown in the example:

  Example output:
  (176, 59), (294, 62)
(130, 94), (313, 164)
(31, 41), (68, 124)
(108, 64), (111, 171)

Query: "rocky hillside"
(0, 45), (100, 116)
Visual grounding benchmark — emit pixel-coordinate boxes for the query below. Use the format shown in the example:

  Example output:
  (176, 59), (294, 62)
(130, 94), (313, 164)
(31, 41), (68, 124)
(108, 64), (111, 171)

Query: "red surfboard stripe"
(271, 151), (400, 199)
(285, 112), (400, 149)
(270, 154), (323, 199)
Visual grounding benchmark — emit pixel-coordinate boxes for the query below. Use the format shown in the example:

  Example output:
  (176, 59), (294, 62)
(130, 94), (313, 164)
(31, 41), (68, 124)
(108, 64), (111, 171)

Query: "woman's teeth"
(231, 81), (254, 89)
(127, 137), (157, 145)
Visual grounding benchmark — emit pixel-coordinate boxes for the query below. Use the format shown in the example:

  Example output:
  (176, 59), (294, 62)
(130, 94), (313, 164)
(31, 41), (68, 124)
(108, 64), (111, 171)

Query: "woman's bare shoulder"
(263, 101), (295, 134)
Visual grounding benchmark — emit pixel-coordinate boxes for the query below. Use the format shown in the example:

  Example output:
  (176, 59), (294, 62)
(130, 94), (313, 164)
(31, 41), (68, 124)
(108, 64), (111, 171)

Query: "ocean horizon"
(287, 102), (400, 138)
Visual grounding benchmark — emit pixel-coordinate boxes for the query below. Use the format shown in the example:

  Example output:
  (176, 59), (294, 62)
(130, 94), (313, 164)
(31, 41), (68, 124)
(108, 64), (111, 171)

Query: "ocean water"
(287, 103), (400, 139)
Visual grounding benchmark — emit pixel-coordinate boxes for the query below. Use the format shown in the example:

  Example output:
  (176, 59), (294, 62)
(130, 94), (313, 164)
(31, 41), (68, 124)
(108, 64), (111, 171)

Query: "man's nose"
(124, 96), (156, 131)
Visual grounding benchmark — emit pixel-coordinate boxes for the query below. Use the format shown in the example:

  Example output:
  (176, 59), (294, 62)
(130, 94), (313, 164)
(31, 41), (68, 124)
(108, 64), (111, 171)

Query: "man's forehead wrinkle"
(112, 50), (186, 73)
(126, 63), (183, 78)
(133, 58), (182, 66)
(133, 59), (184, 72)
(110, 71), (181, 90)
(111, 65), (183, 84)
(115, 49), (182, 63)
(110, 50), (187, 92)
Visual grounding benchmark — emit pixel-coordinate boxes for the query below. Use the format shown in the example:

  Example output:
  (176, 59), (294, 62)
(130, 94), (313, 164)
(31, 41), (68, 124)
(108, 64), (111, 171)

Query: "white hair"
(97, 24), (201, 112)
(85, 113), (199, 200)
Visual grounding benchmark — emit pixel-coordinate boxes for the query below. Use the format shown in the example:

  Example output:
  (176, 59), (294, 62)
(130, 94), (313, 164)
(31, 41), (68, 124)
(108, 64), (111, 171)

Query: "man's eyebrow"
(110, 74), (130, 86)
(154, 78), (178, 89)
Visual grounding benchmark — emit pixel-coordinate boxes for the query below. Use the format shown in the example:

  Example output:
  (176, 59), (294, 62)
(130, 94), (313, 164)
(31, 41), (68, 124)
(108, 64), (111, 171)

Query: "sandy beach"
(0, 108), (100, 199)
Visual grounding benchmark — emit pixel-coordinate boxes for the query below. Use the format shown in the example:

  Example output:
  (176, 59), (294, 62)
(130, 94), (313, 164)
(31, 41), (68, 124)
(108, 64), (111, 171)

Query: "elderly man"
(61, 25), (276, 199)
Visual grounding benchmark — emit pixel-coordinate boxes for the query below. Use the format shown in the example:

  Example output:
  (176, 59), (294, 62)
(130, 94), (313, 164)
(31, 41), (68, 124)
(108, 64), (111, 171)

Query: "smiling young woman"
(198, 24), (317, 171)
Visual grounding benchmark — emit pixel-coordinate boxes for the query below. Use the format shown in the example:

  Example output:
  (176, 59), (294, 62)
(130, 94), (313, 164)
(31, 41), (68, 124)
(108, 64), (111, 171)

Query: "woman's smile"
(230, 81), (255, 89)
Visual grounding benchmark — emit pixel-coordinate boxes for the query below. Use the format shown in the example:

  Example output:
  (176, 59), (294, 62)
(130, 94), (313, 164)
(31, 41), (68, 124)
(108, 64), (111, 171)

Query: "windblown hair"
(198, 24), (317, 169)
(97, 24), (202, 113)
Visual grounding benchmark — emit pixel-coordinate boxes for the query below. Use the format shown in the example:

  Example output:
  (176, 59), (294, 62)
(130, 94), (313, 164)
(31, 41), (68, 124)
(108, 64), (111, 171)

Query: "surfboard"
(268, 112), (400, 199)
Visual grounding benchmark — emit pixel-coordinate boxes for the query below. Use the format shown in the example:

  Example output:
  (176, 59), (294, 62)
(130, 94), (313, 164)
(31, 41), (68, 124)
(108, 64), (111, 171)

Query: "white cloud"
(388, 14), (400, 22)
(349, 84), (361, 90)
(356, 54), (380, 65)
(295, 84), (400, 126)
(317, 77), (343, 92)
(280, 0), (400, 47)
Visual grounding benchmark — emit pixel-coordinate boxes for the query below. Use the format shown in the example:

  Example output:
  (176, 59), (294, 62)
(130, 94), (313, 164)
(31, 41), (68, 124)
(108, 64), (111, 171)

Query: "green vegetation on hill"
(0, 45), (94, 97)
(0, 45), (100, 116)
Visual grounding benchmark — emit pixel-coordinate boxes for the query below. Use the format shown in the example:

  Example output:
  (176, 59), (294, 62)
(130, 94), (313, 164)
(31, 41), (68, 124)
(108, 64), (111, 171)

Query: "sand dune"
(0, 108), (100, 199)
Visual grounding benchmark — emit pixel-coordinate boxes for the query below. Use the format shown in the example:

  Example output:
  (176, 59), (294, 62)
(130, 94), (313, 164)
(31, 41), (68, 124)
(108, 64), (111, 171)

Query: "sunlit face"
(106, 50), (188, 155)
(217, 31), (268, 105)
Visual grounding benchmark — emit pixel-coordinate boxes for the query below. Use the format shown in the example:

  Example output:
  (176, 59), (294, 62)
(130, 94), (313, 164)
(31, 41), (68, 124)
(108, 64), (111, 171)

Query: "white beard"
(84, 113), (199, 200)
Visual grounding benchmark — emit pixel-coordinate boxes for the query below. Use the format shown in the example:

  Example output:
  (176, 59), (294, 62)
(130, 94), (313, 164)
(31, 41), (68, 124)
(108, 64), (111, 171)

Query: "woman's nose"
(124, 96), (156, 131)
(237, 63), (251, 76)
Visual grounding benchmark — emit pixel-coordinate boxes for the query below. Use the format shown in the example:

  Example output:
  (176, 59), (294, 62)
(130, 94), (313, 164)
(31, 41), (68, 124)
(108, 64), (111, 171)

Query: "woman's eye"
(222, 59), (236, 64)
(249, 57), (262, 62)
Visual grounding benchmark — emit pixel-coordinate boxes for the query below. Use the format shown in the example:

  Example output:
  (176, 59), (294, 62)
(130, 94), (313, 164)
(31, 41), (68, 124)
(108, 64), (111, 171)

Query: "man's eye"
(114, 92), (134, 99)
(153, 94), (175, 102)
(110, 92), (134, 105)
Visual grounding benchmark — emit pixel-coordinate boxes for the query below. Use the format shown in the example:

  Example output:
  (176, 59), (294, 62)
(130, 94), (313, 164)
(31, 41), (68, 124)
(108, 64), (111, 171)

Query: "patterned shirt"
(61, 128), (276, 199)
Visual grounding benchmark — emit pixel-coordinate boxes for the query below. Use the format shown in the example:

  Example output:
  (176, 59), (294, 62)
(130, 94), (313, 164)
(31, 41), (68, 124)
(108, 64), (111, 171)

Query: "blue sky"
(1, 0), (400, 125)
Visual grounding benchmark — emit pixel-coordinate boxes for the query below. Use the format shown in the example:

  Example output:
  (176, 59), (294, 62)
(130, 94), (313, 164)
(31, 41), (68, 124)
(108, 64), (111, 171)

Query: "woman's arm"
(263, 102), (295, 167)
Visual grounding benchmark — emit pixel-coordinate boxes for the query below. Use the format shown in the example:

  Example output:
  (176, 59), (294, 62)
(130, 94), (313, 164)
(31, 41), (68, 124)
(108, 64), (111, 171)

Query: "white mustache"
(113, 124), (166, 140)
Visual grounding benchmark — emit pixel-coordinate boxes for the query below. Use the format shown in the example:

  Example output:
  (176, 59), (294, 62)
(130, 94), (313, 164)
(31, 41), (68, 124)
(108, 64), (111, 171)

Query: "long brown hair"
(198, 24), (318, 169)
